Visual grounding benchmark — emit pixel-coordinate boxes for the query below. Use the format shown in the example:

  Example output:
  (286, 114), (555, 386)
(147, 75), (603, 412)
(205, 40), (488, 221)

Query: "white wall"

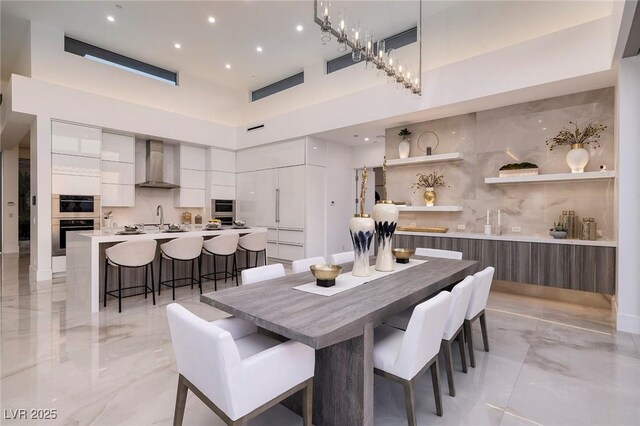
(2, 145), (19, 253)
(616, 54), (640, 333)
(29, 22), (244, 126)
(237, 17), (616, 149)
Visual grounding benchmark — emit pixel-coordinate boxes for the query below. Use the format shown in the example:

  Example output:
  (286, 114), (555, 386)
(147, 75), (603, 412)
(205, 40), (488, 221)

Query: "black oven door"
(59, 195), (96, 214)
(213, 200), (235, 214)
(53, 219), (97, 255)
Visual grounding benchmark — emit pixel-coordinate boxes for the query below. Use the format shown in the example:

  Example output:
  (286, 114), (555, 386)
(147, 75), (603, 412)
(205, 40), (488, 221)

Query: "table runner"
(293, 259), (427, 296)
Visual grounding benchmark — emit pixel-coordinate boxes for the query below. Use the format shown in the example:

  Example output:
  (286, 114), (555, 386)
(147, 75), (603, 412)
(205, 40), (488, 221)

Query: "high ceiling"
(2, 0), (449, 91)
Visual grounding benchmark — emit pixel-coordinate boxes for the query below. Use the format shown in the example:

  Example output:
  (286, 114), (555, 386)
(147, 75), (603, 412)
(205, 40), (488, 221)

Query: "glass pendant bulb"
(337, 8), (347, 52)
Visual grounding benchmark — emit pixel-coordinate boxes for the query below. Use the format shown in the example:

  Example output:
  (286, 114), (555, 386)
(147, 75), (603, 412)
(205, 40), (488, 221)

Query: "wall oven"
(211, 199), (235, 226)
(52, 195), (100, 256)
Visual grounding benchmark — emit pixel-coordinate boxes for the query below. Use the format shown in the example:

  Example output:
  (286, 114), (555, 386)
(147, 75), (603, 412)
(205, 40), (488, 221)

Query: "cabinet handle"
(278, 227), (304, 232)
(278, 242), (304, 247)
(276, 188), (280, 223)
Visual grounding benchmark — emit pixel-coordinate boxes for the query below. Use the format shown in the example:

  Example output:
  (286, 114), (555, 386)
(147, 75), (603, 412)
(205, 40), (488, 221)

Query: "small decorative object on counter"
(397, 128), (412, 159)
(194, 214), (202, 225)
(559, 210), (579, 239)
(549, 223), (568, 239)
(581, 217), (597, 241)
(350, 166), (375, 277)
(310, 264), (342, 288)
(417, 130), (440, 156)
(392, 248), (415, 264)
(181, 210), (192, 224)
(372, 157), (399, 272)
(412, 171), (448, 206)
(498, 162), (539, 177)
(546, 121), (606, 173)
(103, 210), (113, 228)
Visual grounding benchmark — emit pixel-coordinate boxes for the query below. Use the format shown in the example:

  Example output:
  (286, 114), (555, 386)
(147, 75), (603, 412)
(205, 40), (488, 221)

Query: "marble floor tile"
(2, 254), (639, 425)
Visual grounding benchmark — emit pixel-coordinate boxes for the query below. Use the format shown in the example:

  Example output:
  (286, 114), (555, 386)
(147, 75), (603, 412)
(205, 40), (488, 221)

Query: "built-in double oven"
(52, 195), (101, 256)
(211, 199), (236, 226)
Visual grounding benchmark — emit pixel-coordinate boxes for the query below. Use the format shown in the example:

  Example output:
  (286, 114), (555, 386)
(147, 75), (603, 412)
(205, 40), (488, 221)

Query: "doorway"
(18, 156), (30, 253)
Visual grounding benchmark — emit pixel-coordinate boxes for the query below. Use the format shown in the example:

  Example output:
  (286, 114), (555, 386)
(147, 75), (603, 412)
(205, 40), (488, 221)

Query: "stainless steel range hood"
(135, 140), (180, 189)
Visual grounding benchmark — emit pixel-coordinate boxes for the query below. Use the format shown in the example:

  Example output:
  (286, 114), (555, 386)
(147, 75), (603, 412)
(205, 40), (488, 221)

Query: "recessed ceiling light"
(296, 25), (303, 32)
(256, 46), (263, 53)
(208, 16), (216, 23)
(225, 64), (231, 69)
(174, 43), (181, 49)
(364, 137), (370, 141)
(107, 15), (115, 22)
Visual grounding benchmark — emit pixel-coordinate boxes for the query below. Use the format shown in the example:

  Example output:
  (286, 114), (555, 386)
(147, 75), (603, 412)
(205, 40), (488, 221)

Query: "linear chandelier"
(313, 0), (422, 96)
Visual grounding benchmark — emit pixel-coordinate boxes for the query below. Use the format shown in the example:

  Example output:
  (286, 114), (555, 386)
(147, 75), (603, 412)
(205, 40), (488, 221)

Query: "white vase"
(398, 138), (410, 159)
(566, 143), (589, 173)
(372, 201), (399, 272)
(349, 215), (375, 277)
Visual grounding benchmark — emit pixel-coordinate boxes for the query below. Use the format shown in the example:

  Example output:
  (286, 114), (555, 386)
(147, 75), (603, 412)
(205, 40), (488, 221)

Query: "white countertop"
(74, 226), (266, 243)
(395, 230), (617, 247)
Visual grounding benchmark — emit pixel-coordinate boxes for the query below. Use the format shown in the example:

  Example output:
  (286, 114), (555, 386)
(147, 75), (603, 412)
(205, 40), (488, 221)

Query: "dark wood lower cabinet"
(393, 234), (616, 295)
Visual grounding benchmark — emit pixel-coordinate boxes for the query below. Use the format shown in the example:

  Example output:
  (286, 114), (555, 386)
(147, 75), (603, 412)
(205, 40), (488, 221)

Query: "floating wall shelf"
(386, 152), (464, 167)
(484, 170), (616, 184)
(397, 206), (464, 212)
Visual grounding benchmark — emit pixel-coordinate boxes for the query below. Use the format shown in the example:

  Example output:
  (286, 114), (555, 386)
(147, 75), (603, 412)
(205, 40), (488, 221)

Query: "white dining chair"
(166, 304), (315, 426)
(441, 275), (475, 397)
(328, 251), (354, 265)
(384, 248), (463, 331)
(415, 247), (463, 260)
(291, 256), (326, 274)
(373, 291), (452, 424)
(241, 263), (286, 285)
(464, 266), (495, 368)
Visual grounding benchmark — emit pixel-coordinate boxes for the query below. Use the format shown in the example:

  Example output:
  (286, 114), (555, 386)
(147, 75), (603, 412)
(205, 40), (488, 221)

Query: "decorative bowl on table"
(164, 223), (186, 233)
(392, 248), (415, 264)
(205, 222), (221, 230)
(309, 264), (343, 288)
(233, 219), (247, 228)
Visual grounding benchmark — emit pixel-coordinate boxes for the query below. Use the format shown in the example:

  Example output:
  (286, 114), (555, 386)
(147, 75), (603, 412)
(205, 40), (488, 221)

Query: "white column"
(616, 54), (640, 333)
(2, 145), (19, 253)
(30, 116), (53, 281)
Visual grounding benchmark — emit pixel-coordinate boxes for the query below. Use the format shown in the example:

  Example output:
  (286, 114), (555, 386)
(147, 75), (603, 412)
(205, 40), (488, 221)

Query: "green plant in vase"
(545, 121), (607, 173)
(397, 128), (412, 159)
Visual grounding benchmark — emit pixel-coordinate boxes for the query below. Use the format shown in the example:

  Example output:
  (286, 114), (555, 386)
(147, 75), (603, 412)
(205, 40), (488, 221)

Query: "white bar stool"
(158, 236), (204, 300)
(201, 233), (240, 290)
(237, 231), (268, 271)
(415, 247), (463, 259)
(104, 239), (157, 313)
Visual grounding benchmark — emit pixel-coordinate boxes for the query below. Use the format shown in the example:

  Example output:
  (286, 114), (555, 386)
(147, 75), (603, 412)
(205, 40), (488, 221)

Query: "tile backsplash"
(384, 88), (615, 238)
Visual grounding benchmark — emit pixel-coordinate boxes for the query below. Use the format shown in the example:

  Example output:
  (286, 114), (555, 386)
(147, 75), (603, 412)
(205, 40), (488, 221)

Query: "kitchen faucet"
(157, 205), (164, 229)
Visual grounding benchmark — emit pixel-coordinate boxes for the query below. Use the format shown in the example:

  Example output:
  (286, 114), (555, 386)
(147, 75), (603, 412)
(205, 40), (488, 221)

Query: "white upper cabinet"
(180, 169), (206, 189)
(209, 149), (236, 173)
(305, 138), (327, 167)
(180, 146), (206, 171)
(102, 133), (135, 163)
(236, 139), (305, 173)
(52, 121), (101, 158)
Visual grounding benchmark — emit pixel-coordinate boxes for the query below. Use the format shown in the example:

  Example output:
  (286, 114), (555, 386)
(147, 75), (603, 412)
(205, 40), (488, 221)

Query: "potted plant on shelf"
(545, 121), (606, 173)
(412, 171), (449, 206)
(398, 128), (412, 159)
(549, 223), (567, 239)
(498, 162), (539, 177)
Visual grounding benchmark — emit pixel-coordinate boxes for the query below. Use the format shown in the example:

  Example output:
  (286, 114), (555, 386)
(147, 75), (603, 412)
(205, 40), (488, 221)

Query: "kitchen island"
(66, 226), (267, 316)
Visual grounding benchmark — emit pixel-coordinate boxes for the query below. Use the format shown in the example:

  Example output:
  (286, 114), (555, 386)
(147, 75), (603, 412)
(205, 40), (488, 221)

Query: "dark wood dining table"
(200, 256), (478, 426)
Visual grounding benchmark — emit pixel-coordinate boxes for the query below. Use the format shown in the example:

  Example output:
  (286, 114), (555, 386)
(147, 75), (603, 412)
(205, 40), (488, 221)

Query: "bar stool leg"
(118, 266), (122, 314)
(246, 250), (250, 271)
(263, 249), (267, 266)
(255, 250), (259, 268)
(233, 254), (239, 286)
(213, 254), (218, 291)
(144, 263), (148, 299)
(172, 259), (176, 301)
(104, 258), (108, 308)
(158, 256), (163, 296)
(190, 259), (194, 289)
(150, 262), (156, 305)
(198, 256), (202, 294)
(224, 255), (229, 283)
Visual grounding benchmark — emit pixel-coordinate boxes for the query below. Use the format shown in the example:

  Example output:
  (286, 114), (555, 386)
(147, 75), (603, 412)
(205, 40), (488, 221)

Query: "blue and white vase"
(349, 215), (375, 277)
(372, 201), (399, 272)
